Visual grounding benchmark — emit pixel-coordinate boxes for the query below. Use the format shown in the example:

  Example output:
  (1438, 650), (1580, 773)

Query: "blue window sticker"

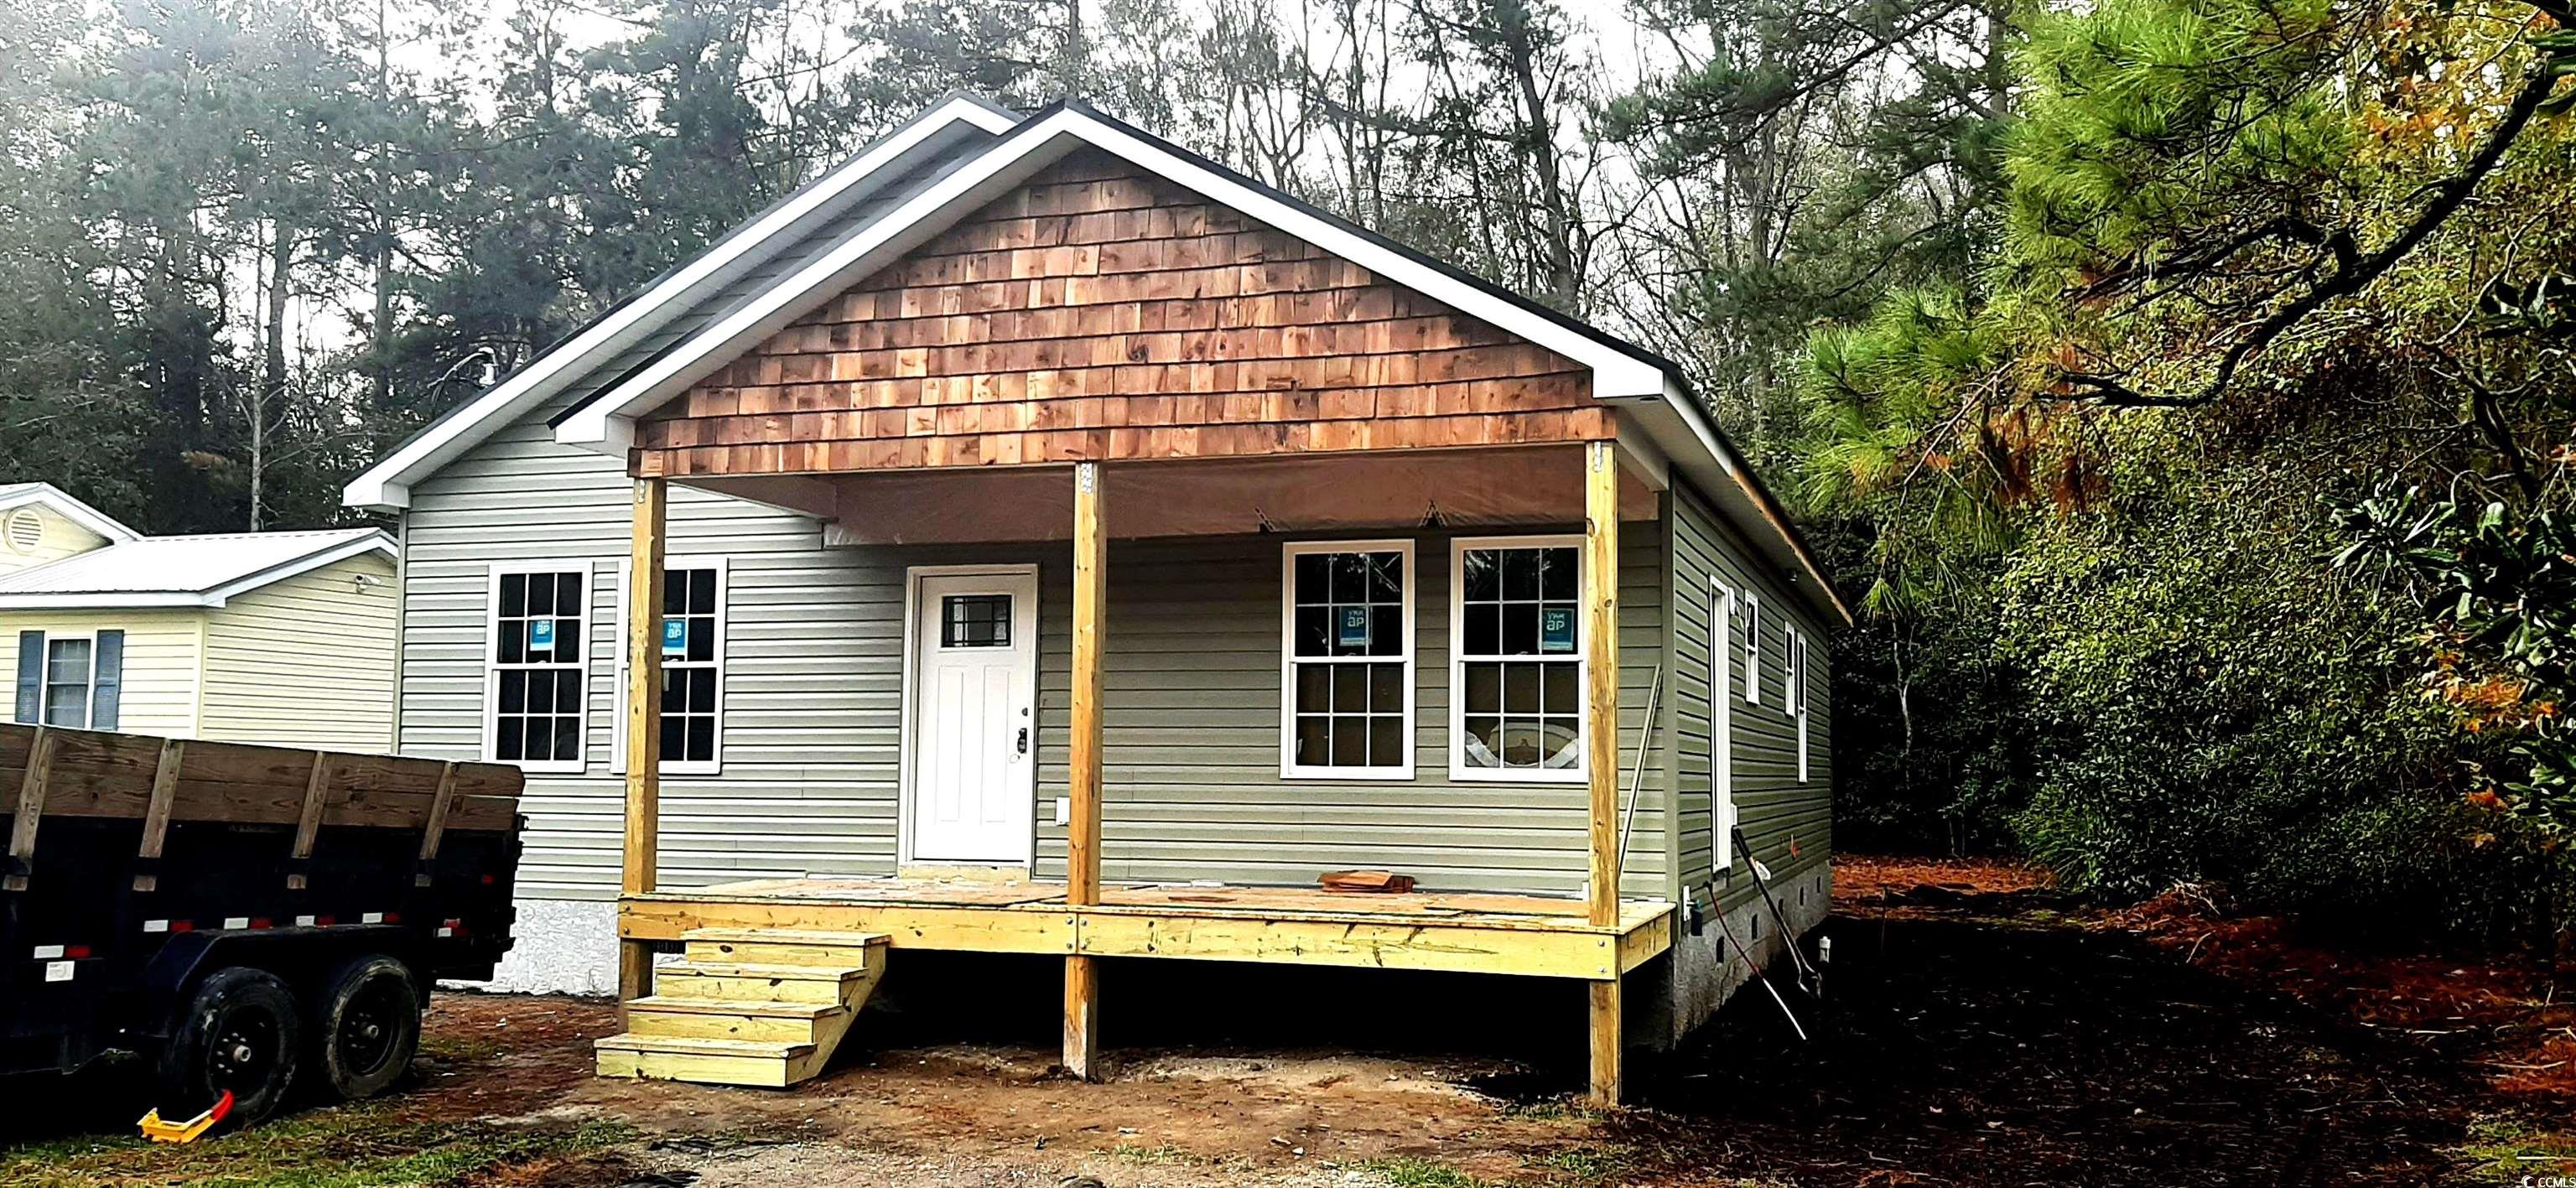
(662, 616), (688, 657)
(1539, 607), (1576, 654)
(1336, 605), (1372, 648)
(527, 619), (556, 651)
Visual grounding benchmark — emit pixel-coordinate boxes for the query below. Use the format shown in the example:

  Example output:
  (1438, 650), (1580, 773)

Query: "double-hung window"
(486, 565), (589, 773)
(1452, 536), (1586, 781)
(615, 557), (730, 776)
(1282, 542), (1412, 777)
(12, 630), (122, 729)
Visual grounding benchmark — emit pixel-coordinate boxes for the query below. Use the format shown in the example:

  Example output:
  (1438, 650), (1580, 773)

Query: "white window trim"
(613, 554), (730, 777)
(481, 561), (594, 776)
(1744, 591), (1763, 705)
(1279, 539), (1417, 781)
(1447, 533), (1589, 785)
(22, 628), (101, 729)
(1710, 581), (1737, 870)
(1790, 627), (1811, 783)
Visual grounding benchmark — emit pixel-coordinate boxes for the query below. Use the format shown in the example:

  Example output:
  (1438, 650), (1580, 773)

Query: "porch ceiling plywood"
(631, 150), (1610, 478)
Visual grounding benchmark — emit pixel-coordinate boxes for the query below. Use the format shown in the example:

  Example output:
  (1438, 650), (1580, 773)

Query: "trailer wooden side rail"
(0, 722), (526, 1129)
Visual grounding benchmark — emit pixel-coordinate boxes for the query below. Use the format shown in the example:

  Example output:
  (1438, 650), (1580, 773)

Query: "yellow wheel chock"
(138, 1090), (233, 1144)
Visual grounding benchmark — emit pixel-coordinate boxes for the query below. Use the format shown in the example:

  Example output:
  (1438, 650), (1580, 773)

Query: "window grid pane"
(1288, 547), (1408, 771)
(942, 594), (1012, 648)
(657, 566), (724, 765)
(1458, 544), (1581, 772)
(494, 569), (586, 765)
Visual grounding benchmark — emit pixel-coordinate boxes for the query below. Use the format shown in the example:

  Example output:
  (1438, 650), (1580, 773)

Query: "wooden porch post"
(1582, 439), (1623, 1106)
(1065, 460), (1107, 1079)
(619, 477), (667, 1004)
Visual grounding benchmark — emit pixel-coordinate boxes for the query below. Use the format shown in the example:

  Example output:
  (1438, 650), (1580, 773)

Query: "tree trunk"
(1498, 3), (1577, 311)
(254, 220), (293, 532)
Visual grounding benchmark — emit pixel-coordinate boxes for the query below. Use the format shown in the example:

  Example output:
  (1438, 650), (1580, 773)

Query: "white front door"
(906, 570), (1040, 865)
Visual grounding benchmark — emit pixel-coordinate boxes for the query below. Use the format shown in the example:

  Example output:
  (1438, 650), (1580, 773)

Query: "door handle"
(1016, 726), (1029, 755)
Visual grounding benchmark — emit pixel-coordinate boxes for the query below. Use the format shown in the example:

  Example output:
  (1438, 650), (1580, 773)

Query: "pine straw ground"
(3, 858), (2570, 1186)
(1600, 856), (2576, 1185)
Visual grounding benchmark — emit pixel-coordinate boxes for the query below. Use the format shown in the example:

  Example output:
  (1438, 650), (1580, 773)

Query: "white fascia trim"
(342, 96), (1019, 511)
(558, 106), (1675, 450)
(0, 485), (143, 544)
(0, 592), (210, 610)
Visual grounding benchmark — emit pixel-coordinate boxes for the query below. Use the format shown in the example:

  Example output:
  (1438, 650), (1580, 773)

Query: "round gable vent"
(3, 509), (41, 554)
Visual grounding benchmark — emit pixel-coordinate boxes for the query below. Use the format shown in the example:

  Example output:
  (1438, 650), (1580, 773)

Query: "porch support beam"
(1584, 439), (1621, 926)
(1583, 439), (1623, 1108)
(1065, 459), (1107, 1079)
(620, 476), (668, 1004)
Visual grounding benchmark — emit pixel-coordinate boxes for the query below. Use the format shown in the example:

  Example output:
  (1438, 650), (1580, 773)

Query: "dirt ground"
(6, 858), (2572, 1186)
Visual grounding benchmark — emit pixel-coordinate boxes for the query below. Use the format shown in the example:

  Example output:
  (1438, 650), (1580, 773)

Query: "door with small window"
(906, 569), (1038, 865)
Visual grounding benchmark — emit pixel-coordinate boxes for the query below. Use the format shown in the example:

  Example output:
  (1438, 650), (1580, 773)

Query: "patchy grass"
(1358, 1154), (1488, 1186)
(0, 1103), (632, 1188)
(1520, 1146), (1630, 1185)
(2457, 1113), (2576, 1185)
(1107, 1141), (1202, 1166)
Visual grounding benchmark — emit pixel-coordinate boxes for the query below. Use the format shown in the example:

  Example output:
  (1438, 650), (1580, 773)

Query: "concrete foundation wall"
(1637, 862), (1833, 1051)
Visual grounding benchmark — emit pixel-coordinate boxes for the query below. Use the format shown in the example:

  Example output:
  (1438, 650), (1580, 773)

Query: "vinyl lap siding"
(400, 399), (870, 901)
(1027, 531), (1669, 900)
(1668, 481), (1834, 910)
(401, 400), (1677, 902)
(198, 553), (398, 750)
(0, 609), (203, 735)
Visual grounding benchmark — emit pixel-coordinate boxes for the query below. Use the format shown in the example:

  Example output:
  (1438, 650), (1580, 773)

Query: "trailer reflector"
(361, 911), (384, 924)
(33, 945), (63, 959)
(247, 918), (273, 930)
(169, 920), (194, 933)
(294, 915), (316, 927)
(63, 945), (90, 959)
(143, 920), (169, 933)
(222, 917), (249, 930)
(314, 916), (335, 927)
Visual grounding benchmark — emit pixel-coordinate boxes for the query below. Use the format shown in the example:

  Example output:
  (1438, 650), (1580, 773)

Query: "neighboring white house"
(0, 483), (399, 752)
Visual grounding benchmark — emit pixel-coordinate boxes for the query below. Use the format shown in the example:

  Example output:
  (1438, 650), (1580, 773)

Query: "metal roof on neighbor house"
(0, 527), (392, 609)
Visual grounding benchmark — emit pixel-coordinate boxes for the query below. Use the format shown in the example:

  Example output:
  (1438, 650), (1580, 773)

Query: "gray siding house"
(345, 95), (1846, 1102)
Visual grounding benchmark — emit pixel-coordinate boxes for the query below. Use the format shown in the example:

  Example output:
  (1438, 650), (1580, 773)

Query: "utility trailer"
(0, 722), (523, 1126)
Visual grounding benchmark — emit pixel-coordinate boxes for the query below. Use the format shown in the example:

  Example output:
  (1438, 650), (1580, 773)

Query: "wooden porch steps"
(595, 928), (886, 1087)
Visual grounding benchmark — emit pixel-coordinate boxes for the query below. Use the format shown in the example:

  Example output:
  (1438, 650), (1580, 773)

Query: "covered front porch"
(610, 441), (1675, 1104)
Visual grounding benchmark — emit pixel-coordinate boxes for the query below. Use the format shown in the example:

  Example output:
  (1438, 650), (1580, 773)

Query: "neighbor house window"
(615, 557), (730, 776)
(13, 630), (122, 730)
(1452, 537), (1585, 781)
(1281, 541), (1414, 778)
(486, 565), (589, 774)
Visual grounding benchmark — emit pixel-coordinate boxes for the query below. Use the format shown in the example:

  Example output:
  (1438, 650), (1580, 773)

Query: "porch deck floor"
(620, 876), (1674, 980)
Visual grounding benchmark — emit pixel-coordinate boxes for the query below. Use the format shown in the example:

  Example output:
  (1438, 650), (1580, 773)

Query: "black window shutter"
(91, 630), (124, 731)
(13, 631), (40, 724)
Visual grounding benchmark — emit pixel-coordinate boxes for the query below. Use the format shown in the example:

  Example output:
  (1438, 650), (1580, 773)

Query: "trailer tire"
(159, 967), (301, 1127)
(312, 954), (420, 1101)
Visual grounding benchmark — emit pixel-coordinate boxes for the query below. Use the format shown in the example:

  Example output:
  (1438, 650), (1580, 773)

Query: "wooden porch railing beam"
(620, 476), (668, 1004)
(1583, 439), (1623, 1108)
(1065, 459), (1107, 1080)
